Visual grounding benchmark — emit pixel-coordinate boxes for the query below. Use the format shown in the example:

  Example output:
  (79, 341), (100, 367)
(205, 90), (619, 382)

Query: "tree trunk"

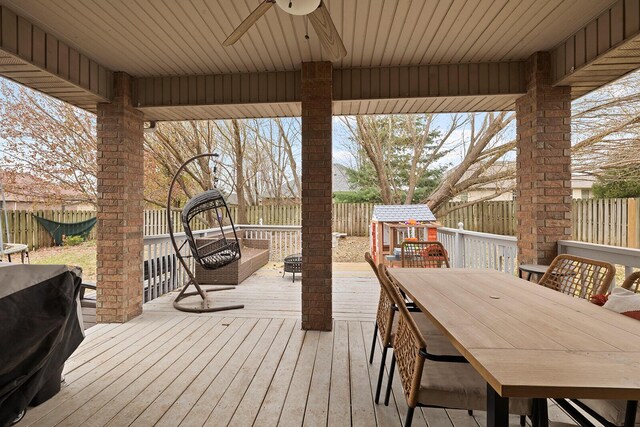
(232, 120), (248, 224)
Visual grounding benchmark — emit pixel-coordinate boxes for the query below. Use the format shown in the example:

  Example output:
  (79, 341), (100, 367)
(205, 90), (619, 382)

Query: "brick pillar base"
(96, 72), (144, 323)
(515, 52), (572, 265)
(301, 62), (333, 331)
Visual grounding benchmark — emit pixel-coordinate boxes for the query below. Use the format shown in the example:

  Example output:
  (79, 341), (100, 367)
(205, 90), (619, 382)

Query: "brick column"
(515, 52), (572, 265)
(301, 62), (333, 331)
(96, 72), (144, 323)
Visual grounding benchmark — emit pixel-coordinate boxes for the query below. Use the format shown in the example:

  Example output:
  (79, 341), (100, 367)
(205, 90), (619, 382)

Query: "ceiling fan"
(222, 0), (347, 61)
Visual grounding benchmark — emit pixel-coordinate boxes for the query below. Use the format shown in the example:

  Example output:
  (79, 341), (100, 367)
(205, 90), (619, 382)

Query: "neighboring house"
(0, 172), (93, 211)
(333, 163), (355, 192)
(448, 162), (596, 202)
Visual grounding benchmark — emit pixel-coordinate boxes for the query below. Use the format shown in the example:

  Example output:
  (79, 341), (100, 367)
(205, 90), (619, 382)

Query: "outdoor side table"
(283, 253), (302, 282)
(518, 263), (549, 281)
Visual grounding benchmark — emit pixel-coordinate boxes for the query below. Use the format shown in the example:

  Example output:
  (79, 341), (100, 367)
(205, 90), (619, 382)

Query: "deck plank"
(156, 318), (258, 425)
(31, 317), (205, 427)
(302, 328), (334, 426)
(203, 318), (287, 426)
(252, 322), (306, 426)
(277, 331), (320, 426)
(63, 317), (222, 426)
(178, 318), (270, 426)
(17, 265), (581, 427)
(96, 317), (234, 427)
(227, 319), (298, 426)
(327, 320), (351, 427)
(348, 321), (377, 427)
(21, 316), (190, 426)
(125, 317), (242, 426)
(360, 321), (403, 427)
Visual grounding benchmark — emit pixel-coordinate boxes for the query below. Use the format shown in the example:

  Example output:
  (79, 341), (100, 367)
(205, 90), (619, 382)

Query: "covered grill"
(0, 264), (84, 425)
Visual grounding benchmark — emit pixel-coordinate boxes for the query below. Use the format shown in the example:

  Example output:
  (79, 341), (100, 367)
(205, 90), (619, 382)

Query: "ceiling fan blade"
(308, 1), (347, 61)
(223, 1), (274, 46)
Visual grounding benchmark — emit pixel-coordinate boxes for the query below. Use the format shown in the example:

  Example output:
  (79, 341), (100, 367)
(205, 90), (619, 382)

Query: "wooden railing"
(558, 240), (640, 287)
(142, 225), (302, 301)
(437, 224), (518, 275)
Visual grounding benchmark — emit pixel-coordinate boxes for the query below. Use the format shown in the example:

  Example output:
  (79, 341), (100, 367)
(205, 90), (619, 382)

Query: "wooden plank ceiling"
(0, 0), (625, 119)
(1, 0), (614, 75)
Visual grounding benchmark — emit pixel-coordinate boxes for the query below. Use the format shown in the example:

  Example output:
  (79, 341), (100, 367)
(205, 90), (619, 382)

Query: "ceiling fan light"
(274, 0), (321, 15)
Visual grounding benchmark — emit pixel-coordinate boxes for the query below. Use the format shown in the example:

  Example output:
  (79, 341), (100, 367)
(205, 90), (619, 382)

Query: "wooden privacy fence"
(439, 201), (515, 235)
(440, 198), (637, 247)
(2, 210), (96, 250)
(227, 203), (374, 236)
(7, 198), (640, 250)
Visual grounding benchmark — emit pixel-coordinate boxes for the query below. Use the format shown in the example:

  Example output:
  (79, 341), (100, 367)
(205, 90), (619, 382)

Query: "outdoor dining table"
(388, 268), (640, 427)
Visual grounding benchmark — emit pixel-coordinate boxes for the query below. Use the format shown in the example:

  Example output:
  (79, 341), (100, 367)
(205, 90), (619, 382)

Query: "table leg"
(487, 383), (509, 427)
(532, 398), (549, 427)
(625, 400), (638, 427)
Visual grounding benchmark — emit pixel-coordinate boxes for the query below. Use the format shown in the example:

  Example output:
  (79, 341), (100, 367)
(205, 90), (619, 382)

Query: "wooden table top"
(388, 268), (640, 400)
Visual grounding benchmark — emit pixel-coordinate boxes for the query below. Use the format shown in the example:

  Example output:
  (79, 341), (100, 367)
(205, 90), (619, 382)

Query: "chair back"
(365, 252), (395, 347)
(379, 265), (427, 408)
(622, 271), (640, 294)
(537, 254), (615, 299)
(400, 241), (450, 268)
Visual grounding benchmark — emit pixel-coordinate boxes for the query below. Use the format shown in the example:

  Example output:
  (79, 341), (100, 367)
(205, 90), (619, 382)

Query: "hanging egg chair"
(167, 153), (244, 313)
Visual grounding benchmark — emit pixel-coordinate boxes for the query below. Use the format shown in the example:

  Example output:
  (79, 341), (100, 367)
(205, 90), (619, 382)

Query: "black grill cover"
(0, 264), (85, 426)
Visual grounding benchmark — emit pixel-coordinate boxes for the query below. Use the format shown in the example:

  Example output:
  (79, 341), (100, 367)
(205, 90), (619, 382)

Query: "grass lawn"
(29, 240), (97, 282)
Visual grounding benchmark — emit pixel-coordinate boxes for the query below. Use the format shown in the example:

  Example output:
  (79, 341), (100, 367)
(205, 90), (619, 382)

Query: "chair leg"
(404, 407), (415, 427)
(520, 415), (526, 426)
(384, 353), (396, 406)
(374, 346), (388, 404)
(369, 323), (378, 364)
(468, 410), (474, 416)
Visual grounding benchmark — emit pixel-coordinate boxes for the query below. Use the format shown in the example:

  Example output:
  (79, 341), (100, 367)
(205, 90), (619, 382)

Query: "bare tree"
(342, 114), (461, 204)
(427, 112), (516, 214)
(0, 80), (97, 205)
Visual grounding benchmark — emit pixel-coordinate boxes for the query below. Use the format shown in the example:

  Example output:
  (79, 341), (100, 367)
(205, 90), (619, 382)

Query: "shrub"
(62, 235), (85, 246)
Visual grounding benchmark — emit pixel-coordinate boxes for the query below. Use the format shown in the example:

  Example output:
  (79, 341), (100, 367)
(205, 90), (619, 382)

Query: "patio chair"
(380, 264), (534, 427)
(561, 271), (640, 427)
(364, 252), (463, 406)
(622, 271), (640, 293)
(400, 241), (450, 268)
(537, 254), (615, 300)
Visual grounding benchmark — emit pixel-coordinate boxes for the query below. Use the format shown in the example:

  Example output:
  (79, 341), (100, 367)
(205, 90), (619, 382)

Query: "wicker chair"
(623, 271), (640, 293)
(400, 241), (450, 268)
(569, 271), (640, 427)
(364, 252), (462, 406)
(379, 264), (533, 427)
(537, 254), (615, 300)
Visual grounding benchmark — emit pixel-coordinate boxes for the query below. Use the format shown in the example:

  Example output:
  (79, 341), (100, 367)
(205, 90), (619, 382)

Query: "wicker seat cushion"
(579, 399), (640, 426)
(417, 358), (532, 415)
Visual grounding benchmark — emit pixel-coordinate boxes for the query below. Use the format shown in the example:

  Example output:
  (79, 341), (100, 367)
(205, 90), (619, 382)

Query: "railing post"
(454, 222), (465, 268)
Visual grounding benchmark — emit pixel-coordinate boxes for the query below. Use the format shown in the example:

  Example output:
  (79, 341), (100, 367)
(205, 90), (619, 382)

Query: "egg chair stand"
(167, 153), (244, 313)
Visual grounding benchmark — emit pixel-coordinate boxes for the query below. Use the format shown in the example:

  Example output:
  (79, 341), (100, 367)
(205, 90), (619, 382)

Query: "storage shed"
(370, 205), (440, 265)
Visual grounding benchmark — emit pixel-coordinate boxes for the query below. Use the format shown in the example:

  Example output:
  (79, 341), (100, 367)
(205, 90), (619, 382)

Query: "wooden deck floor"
(24, 264), (577, 427)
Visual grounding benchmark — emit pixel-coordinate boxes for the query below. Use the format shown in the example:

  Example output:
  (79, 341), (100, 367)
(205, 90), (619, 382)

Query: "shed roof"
(371, 205), (436, 223)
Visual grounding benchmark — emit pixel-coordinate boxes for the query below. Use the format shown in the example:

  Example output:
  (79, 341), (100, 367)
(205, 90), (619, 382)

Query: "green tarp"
(32, 215), (97, 246)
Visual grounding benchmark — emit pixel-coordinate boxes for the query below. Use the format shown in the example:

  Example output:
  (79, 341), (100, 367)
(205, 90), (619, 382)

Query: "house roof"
(0, 172), (86, 204)
(372, 205), (436, 223)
